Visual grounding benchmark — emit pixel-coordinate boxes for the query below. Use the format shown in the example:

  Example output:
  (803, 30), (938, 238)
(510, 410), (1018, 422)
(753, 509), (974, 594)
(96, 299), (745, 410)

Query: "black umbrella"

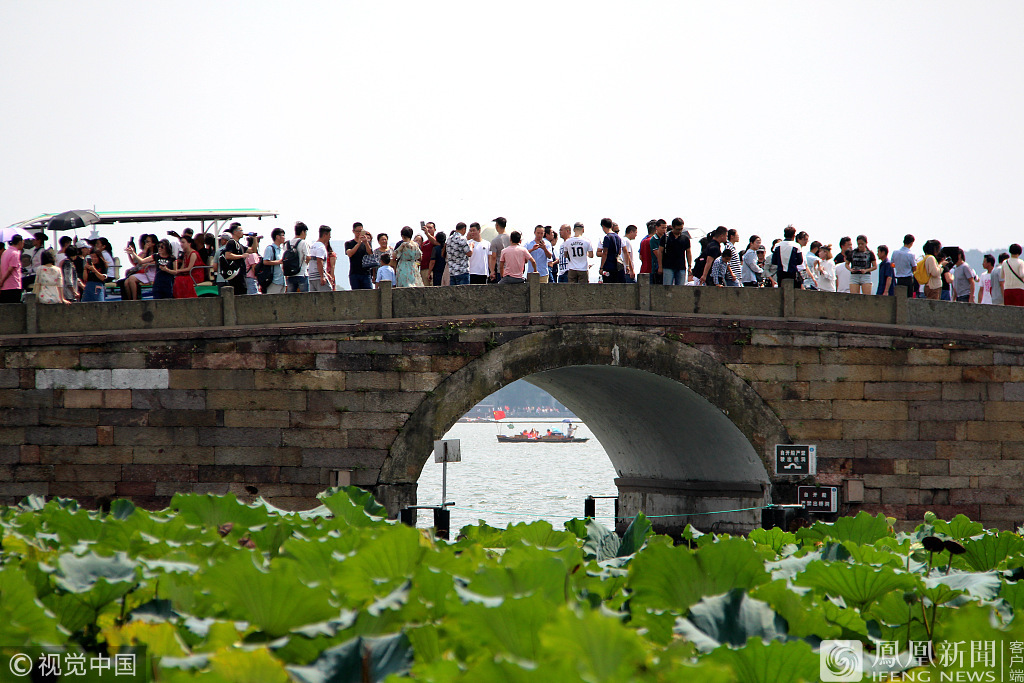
(47, 210), (100, 232)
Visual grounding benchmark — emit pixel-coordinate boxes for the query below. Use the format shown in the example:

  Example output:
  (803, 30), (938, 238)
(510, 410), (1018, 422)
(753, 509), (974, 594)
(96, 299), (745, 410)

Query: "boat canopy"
(6, 209), (279, 234)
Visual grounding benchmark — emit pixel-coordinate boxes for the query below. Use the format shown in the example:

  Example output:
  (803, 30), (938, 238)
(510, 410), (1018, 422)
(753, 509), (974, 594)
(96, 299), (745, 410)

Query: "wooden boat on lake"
(497, 433), (589, 443)
(496, 422), (587, 443)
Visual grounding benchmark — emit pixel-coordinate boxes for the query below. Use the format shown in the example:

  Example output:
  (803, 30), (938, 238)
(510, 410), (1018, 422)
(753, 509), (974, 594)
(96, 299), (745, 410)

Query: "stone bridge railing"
(3, 277), (1023, 338)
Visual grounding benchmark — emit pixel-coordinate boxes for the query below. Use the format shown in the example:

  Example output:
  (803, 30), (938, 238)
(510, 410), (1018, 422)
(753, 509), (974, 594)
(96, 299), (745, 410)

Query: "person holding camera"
(243, 233), (263, 295)
(345, 222), (373, 290)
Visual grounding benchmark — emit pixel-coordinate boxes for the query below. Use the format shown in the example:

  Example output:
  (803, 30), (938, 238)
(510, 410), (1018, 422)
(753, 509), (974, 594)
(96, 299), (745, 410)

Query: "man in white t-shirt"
(622, 225), (638, 282)
(468, 223), (490, 284)
(834, 236), (852, 294)
(979, 254), (995, 304)
(562, 224), (593, 284)
(307, 225), (332, 292)
(555, 224), (571, 282)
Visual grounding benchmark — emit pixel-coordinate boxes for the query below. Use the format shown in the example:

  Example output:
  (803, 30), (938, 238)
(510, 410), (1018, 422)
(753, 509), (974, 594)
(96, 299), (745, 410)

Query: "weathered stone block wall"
(712, 329), (1024, 530)
(0, 332), (467, 510)
(2, 312), (1023, 530)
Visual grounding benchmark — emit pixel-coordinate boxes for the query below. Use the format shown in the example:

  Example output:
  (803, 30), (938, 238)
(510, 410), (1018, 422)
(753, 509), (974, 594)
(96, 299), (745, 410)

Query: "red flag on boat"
(493, 410), (506, 420)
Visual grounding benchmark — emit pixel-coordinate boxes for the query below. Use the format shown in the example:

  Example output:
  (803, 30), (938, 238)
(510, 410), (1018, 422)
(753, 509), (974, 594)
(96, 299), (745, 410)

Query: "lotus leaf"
(581, 518), (621, 561)
(205, 553), (338, 637)
(675, 589), (789, 651)
(628, 537), (769, 614)
(705, 638), (819, 683)
(962, 531), (1024, 572)
(795, 560), (917, 608)
(617, 513), (653, 557)
(540, 605), (650, 681)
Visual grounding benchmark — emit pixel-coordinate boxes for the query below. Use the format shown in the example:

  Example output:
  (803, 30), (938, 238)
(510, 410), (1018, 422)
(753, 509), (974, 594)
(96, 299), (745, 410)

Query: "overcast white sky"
(3, 1), (1023, 255)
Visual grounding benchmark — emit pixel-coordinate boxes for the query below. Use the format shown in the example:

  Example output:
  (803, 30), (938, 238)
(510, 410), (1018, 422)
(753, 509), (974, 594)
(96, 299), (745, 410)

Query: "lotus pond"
(3, 488), (1024, 682)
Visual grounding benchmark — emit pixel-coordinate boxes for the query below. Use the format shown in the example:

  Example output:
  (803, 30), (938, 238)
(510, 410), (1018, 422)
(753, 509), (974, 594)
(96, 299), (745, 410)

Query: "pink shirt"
(499, 245), (531, 279)
(0, 248), (23, 291)
(245, 252), (260, 279)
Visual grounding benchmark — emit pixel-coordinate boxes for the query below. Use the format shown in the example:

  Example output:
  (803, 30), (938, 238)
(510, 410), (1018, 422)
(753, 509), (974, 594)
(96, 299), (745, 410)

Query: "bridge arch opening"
(381, 326), (790, 534)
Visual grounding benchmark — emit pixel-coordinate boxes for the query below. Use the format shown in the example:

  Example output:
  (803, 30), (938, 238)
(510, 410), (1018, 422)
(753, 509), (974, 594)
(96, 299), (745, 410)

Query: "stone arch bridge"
(2, 278), (1023, 533)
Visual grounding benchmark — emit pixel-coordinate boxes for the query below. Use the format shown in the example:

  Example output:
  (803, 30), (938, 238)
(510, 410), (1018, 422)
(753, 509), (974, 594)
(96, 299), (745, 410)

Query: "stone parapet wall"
(5, 278), (1024, 337)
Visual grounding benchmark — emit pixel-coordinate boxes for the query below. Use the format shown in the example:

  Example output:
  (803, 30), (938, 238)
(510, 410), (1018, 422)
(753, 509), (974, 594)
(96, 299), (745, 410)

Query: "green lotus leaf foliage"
(539, 605), (650, 682)
(961, 531), (1024, 571)
(317, 486), (388, 527)
(170, 492), (271, 529)
(288, 633), (413, 683)
(617, 513), (653, 557)
(931, 513), (985, 541)
(581, 518), (621, 561)
(750, 579), (841, 640)
(205, 553), (338, 638)
(748, 527), (797, 555)
(6, 491), (1024, 681)
(795, 559), (918, 609)
(675, 588), (789, 651)
(705, 638), (819, 683)
(0, 565), (66, 646)
(800, 511), (892, 546)
(628, 537), (769, 613)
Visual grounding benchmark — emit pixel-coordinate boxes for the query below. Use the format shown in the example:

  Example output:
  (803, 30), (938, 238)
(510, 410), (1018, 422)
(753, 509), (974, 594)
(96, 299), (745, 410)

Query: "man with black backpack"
(284, 222), (310, 293)
(696, 227), (729, 285)
(259, 227), (287, 294)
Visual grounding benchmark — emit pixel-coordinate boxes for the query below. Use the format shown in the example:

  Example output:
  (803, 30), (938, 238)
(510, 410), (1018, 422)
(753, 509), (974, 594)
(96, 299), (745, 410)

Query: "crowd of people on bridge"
(2, 218), (1023, 307)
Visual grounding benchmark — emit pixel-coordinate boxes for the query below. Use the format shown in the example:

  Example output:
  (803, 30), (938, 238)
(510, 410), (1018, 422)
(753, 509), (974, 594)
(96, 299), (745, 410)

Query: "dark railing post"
(399, 507), (416, 527)
(433, 507), (451, 540)
(584, 496), (596, 518)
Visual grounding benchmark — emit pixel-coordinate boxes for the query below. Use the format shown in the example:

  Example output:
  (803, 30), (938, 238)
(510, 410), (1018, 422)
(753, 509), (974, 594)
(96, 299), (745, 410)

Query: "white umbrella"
(0, 226), (35, 243)
(481, 226), (498, 242)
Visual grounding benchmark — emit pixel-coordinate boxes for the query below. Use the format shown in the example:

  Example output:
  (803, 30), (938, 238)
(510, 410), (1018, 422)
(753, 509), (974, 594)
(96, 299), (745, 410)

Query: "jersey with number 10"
(563, 237), (592, 271)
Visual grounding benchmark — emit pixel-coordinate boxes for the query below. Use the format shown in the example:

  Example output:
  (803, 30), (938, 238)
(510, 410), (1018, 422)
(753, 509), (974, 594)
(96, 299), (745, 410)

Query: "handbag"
(361, 248), (380, 270)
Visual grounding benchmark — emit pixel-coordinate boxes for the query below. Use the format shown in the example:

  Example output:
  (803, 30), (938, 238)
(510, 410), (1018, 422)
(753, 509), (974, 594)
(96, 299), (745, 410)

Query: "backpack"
(218, 241), (243, 281)
(691, 232), (715, 280)
(913, 257), (930, 285)
(282, 239), (302, 277)
(255, 259), (274, 291)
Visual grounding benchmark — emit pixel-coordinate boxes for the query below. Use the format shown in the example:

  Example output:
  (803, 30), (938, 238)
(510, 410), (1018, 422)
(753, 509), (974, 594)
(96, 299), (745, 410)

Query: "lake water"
(415, 422), (619, 532)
